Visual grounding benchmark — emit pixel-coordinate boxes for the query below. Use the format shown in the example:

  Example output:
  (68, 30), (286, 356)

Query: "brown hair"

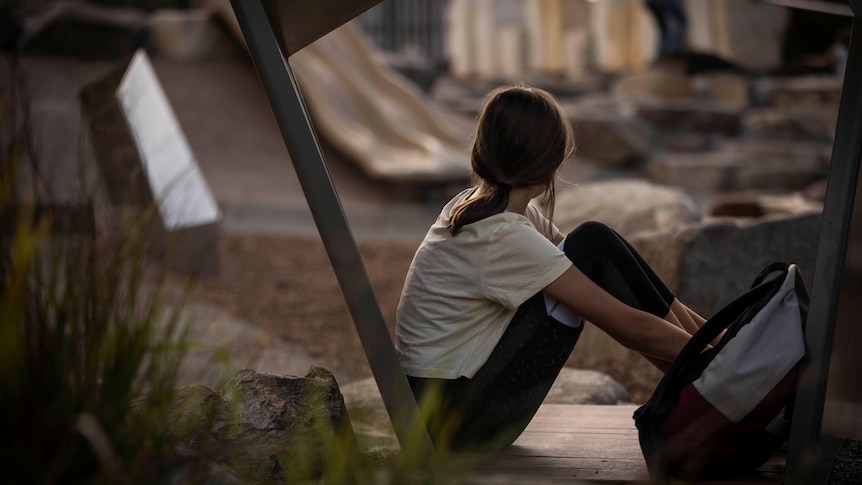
(448, 85), (575, 235)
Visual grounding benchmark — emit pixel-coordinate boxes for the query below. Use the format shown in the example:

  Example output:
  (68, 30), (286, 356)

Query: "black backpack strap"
(661, 264), (787, 391)
(751, 262), (791, 288)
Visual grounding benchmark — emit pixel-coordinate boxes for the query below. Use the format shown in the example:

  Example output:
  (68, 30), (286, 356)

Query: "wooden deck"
(466, 404), (786, 484)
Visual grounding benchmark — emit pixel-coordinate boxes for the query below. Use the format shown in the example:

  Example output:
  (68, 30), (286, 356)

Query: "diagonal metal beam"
(786, 1), (861, 483)
(229, 0), (434, 458)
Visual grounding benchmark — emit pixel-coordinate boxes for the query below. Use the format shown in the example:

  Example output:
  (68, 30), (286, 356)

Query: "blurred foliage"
(0, 64), (191, 483)
(0, 42), (491, 483)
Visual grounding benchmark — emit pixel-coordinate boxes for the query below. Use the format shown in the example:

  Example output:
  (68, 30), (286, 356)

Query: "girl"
(395, 84), (706, 451)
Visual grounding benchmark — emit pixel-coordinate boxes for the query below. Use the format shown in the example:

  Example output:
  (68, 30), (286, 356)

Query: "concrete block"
(81, 49), (221, 275)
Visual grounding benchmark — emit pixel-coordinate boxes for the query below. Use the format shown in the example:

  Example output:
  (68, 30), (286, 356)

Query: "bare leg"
(662, 306), (684, 329)
(670, 299), (726, 347)
(669, 299), (701, 335)
(638, 302), (713, 372)
(562, 222), (708, 370)
(643, 354), (672, 372)
(678, 300), (706, 328)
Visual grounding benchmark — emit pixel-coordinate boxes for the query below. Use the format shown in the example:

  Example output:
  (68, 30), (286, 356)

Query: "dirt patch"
(189, 233), (662, 403)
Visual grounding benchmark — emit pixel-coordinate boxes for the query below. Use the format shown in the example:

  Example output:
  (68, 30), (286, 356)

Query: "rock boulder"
(743, 107), (836, 143)
(561, 99), (653, 167)
(554, 179), (701, 238)
(630, 98), (744, 135)
(647, 140), (830, 193)
(631, 212), (821, 316)
(167, 368), (355, 484)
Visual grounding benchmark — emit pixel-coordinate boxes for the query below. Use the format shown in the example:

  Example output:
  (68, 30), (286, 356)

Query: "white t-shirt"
(395, 189), (573, 379)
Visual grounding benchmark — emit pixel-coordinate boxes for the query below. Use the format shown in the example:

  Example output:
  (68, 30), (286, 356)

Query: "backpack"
(634, 263), (809, 482)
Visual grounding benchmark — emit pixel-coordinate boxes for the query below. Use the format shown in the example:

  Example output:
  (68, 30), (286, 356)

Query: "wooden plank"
(467, 404), (785, 484)
(485, 456), (647, 470)
(470, 405), (651, 482)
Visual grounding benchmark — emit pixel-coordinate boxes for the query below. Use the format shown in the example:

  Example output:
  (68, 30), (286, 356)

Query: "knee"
(566, 221), (614, 246)
(563, 221), (616, 260)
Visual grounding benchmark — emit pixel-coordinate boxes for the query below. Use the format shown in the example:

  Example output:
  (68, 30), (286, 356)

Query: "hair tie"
(497, 181), (512, 191)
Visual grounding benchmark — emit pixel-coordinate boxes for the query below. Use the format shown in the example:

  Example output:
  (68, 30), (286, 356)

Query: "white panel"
(117, 49), (221, 230)
(693, 265), (806, 423)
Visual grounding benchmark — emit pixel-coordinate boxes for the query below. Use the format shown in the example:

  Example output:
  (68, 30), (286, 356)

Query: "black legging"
(564, 221), (673, 318)
(407, 221), (675, 451)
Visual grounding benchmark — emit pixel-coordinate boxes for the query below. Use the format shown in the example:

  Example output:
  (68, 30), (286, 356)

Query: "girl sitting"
(395, 84), (706, 451)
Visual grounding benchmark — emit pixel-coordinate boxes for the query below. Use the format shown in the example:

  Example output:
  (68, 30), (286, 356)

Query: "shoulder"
(489, 215), (555, 249)
(462, 210), (535, 240)
(524, 204), (561, 242)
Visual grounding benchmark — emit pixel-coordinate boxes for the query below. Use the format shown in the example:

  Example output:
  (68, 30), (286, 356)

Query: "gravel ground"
(830, 439), (862, 484)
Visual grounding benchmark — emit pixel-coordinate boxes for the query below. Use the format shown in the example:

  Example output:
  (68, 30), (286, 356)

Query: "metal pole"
(786, 1), (861, 483)
(230, 0), (434, 458)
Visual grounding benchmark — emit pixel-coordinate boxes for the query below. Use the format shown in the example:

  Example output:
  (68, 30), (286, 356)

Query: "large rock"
(756, 76), (843, 113)
(168, 368), (355, 484)
(743, 107), (836, 143)
(612, 70), (698, 101)
(629, 98), (744, 135)
(724, 140), (831, 190)
(692, 73), (751, 107)
(647, 140), (831, 193)
(554, 179), (701, 238)
(544, 368), (631, 405)
(630, 212), (821, 317)
(646, 152), (736, 192)
(560, 99), (652, 167)
(340, 369), (630, 451)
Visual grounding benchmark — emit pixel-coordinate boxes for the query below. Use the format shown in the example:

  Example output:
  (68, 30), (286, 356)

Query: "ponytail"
(448, 184), (511, 235)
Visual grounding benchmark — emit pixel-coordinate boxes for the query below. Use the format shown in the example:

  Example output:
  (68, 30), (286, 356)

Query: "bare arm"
(544, 265), (692, 366)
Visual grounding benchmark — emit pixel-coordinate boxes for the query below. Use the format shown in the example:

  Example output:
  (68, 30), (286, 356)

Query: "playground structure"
(205, 0), (795, 187)
(230, 0), (862, 482)
(200, 0), (803, 187)
(208, 0), (471, 184)
(290, 23), (471, 183)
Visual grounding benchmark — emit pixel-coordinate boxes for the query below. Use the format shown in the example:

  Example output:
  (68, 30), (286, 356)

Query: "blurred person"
(645, 0), (687, 57)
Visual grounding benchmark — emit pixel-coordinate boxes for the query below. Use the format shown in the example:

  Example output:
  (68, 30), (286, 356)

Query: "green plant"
(271, 377), (491, 484)
(0, 67), (191, 483)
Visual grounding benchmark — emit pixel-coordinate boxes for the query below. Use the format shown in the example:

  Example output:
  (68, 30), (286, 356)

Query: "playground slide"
(206, 0), (471, 183)
(291, 23), (471, 183)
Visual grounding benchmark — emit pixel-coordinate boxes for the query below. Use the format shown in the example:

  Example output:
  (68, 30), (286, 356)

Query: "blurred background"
(0, 0), (851, 411)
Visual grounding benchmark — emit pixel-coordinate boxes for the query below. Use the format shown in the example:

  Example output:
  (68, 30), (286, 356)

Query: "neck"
(506, 187), (536, 214)
(474, 184), (546, 215)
